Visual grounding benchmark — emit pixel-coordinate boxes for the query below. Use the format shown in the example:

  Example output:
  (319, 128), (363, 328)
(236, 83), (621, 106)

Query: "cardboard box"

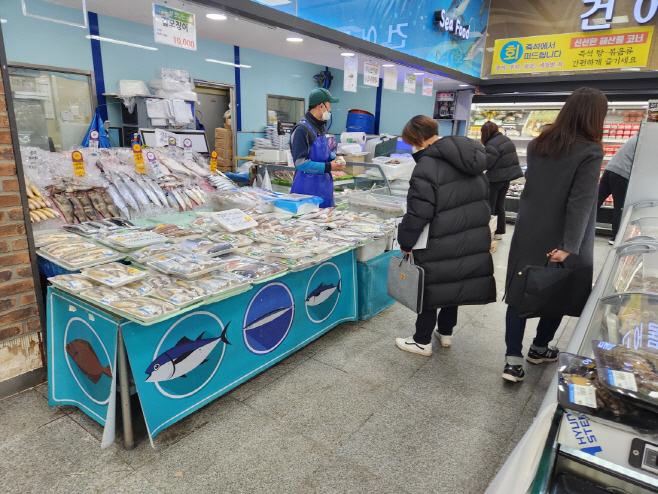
(215, 148), (233, 160)
(344, 165), (365, 175)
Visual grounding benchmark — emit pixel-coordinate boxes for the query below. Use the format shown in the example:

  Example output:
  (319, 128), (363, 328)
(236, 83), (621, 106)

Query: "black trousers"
(413, 306), (458, 345)
(505, 305), (562, 358)
(489, 180), (510, 235)
(597, 170), (629, 238)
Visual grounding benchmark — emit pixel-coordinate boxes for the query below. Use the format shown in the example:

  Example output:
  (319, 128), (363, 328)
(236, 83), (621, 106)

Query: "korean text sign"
(153, 4), (197, 51)
(492, 27), (653, 75)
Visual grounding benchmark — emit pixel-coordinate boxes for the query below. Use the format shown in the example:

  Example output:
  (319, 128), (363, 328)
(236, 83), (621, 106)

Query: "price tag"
(212, 209), (258, 232)
(168, 137), (177, 158)
(210, 150), (218, 173)
(132, 143), (146, 173)
(71, 150), (85, 177)
(568, 383), (597, 408)
(607, 369), (638, 391)
(183, 137), (193, 161)
(153, 4), (196, 51)
(26, 149), (38, 171)
(145, 150), (164, 177)
(89, 129), (99, 149)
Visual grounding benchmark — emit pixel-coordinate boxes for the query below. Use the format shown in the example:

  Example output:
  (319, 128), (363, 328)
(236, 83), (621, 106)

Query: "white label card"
(153, 3), (197, 51)
(569, 383), (598, 408)
(364, 62), (380, 87)
(607, 369), (638, 392)
(344, 55), (358, 93)
(404, 74), (417, 94)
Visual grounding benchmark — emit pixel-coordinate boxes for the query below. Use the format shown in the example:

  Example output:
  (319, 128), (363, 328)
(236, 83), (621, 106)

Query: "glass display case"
(468, 102), (648, 228)
(620, 202), (658, 245)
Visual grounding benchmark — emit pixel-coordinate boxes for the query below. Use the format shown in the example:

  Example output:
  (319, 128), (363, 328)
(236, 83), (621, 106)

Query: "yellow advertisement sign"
(492, 27), (654, 75)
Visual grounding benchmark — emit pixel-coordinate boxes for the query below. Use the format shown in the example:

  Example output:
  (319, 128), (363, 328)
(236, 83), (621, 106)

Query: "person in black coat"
(502, 87), (608, 382)
(481, 121), (523, 240)
(396, 115), (497, 357)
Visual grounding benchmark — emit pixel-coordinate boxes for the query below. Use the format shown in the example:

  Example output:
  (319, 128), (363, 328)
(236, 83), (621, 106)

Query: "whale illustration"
(145, 324), (230, 383)
(305, 280), (341, 306)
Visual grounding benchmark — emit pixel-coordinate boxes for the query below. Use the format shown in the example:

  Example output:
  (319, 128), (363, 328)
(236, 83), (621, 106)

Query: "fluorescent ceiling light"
(413, 72), (424, 75)
(206, 58), (251, 68)
(286, 37), (303, 42)
(0, 19), (7, 24)
(459, 84), (470, 86)
(341, 52), (356, 57)
(206, 13), (227, 20)
(86, 35), (157, 51)
(382, 64), (394, 67)
(257, 0), (291, 5)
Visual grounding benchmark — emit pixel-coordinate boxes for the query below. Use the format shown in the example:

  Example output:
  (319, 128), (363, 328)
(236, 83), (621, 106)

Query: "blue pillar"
(87, 11), (107, 122)
(234, 45), (242, 132)
(374, 77), (383, 135)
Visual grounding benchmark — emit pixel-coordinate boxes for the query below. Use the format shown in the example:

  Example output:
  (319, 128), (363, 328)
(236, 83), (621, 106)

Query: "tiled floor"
(0, 227), (613, 494)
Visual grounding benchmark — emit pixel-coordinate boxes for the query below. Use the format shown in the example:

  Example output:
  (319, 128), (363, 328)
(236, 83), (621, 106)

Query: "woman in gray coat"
(502, 87), (608, 382)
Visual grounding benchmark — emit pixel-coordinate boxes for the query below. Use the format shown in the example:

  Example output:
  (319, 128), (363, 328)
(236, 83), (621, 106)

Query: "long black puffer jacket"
(398, 136), (497, 309)
(484, 132), (523, 183)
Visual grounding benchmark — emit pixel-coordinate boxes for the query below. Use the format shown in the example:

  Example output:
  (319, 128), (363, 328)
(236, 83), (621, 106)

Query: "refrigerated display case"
(468, 102), (647, 232)
(486, 124), (658, 494)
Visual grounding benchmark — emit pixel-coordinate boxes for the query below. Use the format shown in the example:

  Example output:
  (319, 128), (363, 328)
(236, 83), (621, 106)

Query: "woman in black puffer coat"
(395, 115), (497, 357)
(481, 121), (523, 241)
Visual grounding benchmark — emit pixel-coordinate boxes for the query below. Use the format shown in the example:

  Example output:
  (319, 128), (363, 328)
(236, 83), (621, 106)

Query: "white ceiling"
(42, 0), (471, 90)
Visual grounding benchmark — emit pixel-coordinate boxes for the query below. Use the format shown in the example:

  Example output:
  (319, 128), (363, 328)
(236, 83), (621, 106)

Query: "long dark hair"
(530, 87), (608, 157)
(480, 121), (498, 145)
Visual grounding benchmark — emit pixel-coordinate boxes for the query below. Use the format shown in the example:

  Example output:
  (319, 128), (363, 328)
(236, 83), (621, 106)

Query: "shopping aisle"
(0, 227), (612, 494)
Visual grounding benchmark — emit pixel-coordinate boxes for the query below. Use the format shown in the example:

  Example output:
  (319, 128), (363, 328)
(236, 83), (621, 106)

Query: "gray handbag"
(387, 252), (425, 313)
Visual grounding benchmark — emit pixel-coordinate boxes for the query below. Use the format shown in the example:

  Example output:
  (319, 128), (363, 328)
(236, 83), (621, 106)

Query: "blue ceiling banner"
(252, 0), (490, 78)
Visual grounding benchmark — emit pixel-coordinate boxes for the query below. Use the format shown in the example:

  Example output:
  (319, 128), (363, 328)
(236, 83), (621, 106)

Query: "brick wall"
(0, 72), (43, 383)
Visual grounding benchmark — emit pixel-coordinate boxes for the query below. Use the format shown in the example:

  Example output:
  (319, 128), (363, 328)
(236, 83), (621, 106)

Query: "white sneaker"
(493, 234), (503, 241)
(433, 329), (452, 347)
(395, 336), (432, 356)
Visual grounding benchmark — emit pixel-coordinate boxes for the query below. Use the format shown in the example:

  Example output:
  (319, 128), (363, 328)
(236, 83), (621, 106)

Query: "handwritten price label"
(132, 143), (146, 173)
(71, 151), (85, 177)
(210, 150), (218, 173)
(153, 4), (196, 51)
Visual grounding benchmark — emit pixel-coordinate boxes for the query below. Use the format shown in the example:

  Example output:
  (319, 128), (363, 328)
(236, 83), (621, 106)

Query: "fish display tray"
(146, 261), (224, 280)
(98, 231), (169, 250)
(147, 291), (210, 309)
(33, 229), (82, 248)
(37, 249), (126, 272)
(80, 266), (149, 288)
(48, 278), (98, 294)
(355, 237), (387, 262)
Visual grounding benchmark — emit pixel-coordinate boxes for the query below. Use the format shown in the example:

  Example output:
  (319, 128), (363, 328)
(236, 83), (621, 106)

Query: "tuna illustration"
(66, 339), (112, 384)
(145, 324), (231, 383)
(305, 281), (341, 306)
(243, 307), (292, 331)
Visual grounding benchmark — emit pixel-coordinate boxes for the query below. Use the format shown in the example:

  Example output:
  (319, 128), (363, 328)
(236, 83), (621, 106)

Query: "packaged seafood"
(593, 340), (658, 414)
(235, 246), (269, 259)
(129, 243), (179, 262)
(189, 217), (214, 229)
(34, 232), (80, 248)
(149, 280), (209, 307)
(123, 273), (172, 295)
(557, 352), (658, 432)
(207, 232), (253, 248)
(81, 262), (148, 287)
(147, 251), (223, 278)
(150, 223), (182, 235)
(101, 231), (169, 249)
(163, 228), (207, 243)
(48, 274), (99, 293)
(59, 246), (122, 266)
(41, 239), (100, 255)
(61, 223), (100, 236)
(105, 217), (135, 228)
(179, 238), (236, 257)
(193, 272), (250, 294)
(109, 297), (177, 321)
(265, 245), (309, 259)
(83, 285), (142, 305)
(223, 258), (288, 280)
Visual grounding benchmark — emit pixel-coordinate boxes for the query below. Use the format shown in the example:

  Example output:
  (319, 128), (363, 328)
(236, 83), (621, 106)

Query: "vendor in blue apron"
(290, 88), (345, 208)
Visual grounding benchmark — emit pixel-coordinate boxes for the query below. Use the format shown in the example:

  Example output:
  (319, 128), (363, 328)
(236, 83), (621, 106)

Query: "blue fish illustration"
(306, 280), (341, 306)
(145, 323), (230, 383)
(244, 307), (292, 331)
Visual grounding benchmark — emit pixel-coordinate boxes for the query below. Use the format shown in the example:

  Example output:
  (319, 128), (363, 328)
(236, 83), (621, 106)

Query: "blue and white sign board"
(251, 0), (491, 78)
(47, 288), (118, 448)
(120, 251), (357, 444)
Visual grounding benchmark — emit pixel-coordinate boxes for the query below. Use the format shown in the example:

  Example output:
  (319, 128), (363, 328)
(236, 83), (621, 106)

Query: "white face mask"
(321, 105), (331, 121)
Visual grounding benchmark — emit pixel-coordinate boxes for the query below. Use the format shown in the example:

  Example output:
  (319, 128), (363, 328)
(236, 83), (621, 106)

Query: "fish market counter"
(47, 250), (357, 449)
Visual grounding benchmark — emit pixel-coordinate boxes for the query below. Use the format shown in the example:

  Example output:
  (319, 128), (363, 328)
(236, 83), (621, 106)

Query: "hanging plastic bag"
(81, 108), (111, 148)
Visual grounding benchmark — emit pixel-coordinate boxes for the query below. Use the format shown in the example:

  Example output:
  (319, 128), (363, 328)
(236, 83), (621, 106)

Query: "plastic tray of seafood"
(128, 243), (180, 262)
(593, 340), (658, 414)
(163, 228), (208, 243)
(80, 262), (148, 287)
(207, 232), (253, 248)
(97, 231), (169, 250)
(34, 230), (81, 248)
(178, 238), (236, 257)
(105, 297), (178, 324)
(48, 274), (100, 293)
(222, 257), (288, 280)
(146, 252), (224, 279)
(122, 273), (172, 295)
(192, 272), (252, 295)
(38, 240), (125, 270)
(147, 280), (210, 308)
(557, 352), (658, 432)
(81, 285), (143, 305)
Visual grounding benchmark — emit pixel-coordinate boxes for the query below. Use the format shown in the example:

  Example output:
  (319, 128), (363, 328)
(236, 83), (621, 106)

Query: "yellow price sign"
(132, 143), (146, 173)
(210, 150), (218, 173)
(492, 26), (654, 75)
(71, 150), (85, 177)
